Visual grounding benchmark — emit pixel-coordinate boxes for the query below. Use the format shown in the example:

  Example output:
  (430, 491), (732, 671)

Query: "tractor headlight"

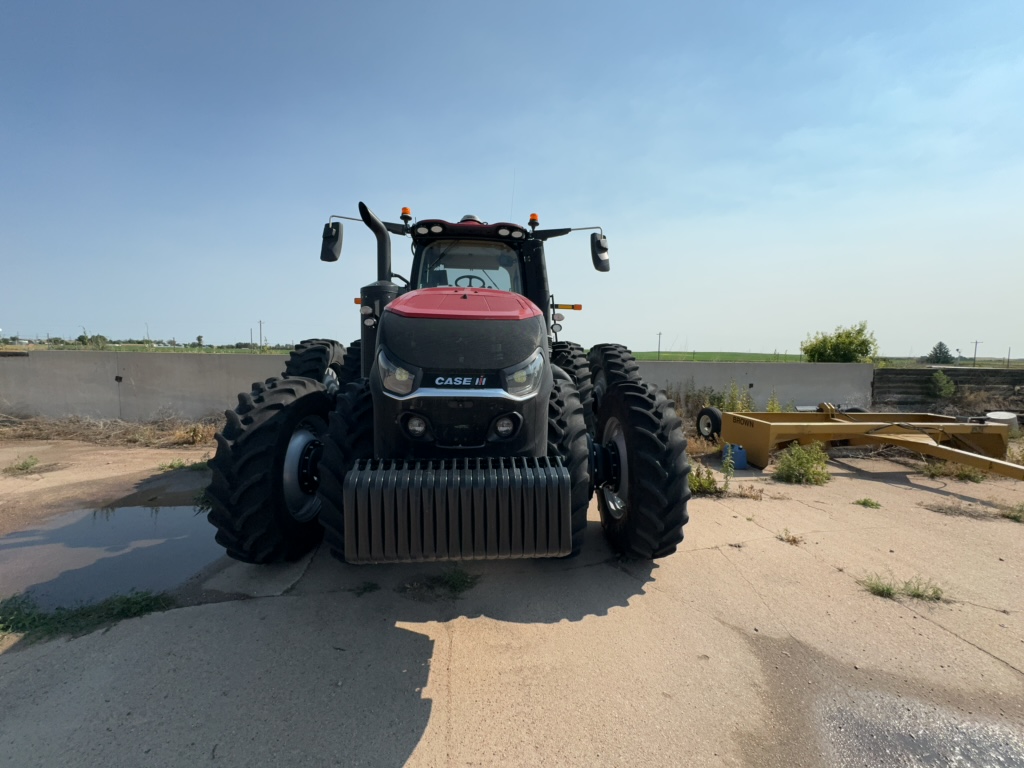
(378, 348), (419, 396)
(501, 348), (544, 398)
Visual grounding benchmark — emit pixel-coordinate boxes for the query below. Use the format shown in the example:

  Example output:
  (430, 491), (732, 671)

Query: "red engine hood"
(385, 288), (542, 321)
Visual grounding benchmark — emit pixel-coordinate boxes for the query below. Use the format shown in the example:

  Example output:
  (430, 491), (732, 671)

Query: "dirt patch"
(0, 439), (211, 537)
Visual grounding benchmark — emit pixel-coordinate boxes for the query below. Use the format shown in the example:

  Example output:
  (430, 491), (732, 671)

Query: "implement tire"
(547, 378), (593, 556)
(317, 379), (374, 562)
(551, 341), (595, 435)
(696, 406), (723, 440)
(206, 377), (331, 564)
(587, 343), (642, 417)
(284, 338), (361, 396)
(595, 381), (690, 559)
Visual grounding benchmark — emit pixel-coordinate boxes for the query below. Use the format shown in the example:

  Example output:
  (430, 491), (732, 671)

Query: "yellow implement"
(718, 403), (1024, 481)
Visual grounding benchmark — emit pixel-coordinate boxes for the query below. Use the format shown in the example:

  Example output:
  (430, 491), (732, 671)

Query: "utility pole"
(250, 328), (254, 353)
(657, 332), (662, 361)
(1008, 347), (1011, 369)
(972, 340), (982, 367)
(258, 320), (264, 353)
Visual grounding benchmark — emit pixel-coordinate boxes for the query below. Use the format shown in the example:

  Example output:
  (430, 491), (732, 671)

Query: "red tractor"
(206, 203), (690, 563)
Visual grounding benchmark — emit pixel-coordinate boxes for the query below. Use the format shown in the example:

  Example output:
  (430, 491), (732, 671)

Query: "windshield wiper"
(424, 239), (464, 277)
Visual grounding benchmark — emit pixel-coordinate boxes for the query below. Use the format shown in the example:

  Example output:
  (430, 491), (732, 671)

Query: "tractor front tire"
(284, 338), (362, 395)
(547, 378), (593, 556)
(206, 377), (332, 563)
(595, 381), (690, 559)
(317, 379), (374, 562)
(587, 343), (642, 417)
(551, 341), (595, 434)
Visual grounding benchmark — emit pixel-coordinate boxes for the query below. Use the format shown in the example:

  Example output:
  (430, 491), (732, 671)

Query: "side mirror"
(320, 221), (343, 262)
(590, 233), (610, 272)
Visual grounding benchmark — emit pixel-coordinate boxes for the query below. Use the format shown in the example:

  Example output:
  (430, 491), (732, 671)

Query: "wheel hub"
(282, 424), (326, 522)
(598, 416), (629, 520)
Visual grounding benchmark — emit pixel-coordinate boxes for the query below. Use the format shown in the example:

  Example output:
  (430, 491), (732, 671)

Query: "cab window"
(417, 240), (522, 293)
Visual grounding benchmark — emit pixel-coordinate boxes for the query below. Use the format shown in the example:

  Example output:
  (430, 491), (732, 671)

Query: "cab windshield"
(417, 239), (522, 293)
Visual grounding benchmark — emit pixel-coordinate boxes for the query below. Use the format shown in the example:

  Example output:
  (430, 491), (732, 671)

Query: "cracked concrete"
(0, 452), (1023, 767)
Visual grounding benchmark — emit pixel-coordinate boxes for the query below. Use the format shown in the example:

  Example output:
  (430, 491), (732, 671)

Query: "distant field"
(634, 351), (804, 363)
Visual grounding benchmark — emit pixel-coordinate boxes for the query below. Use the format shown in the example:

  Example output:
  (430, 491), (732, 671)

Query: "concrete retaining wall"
(636, 361), (873, 410)
(0, 351), (286, 420)
(0, 351), (874, 421)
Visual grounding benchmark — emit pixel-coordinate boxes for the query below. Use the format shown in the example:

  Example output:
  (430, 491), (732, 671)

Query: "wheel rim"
(698, 414), (712, 438)
(323, 368), (340, 396)
(599, 416), (629, 520)
(282, 419), (326, 522)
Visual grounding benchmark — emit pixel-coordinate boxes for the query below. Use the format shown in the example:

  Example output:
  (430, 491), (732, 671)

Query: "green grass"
(901, 577), (944, 601)
(2, 455), (39, 475)
(853, 498), (881, 509)
(159, 455), (210, 472)
(858, 573), (944, 601)
(772, 442), (831, 485)
(0, 591), (175, 644)
(860, 573), (898, 599)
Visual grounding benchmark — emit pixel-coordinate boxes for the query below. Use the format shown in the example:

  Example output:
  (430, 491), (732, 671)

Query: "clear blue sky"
(2, 1), (1022, 358)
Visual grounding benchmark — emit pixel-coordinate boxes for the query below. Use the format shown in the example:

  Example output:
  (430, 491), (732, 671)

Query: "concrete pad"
(2, 458), (1023, 767)
(202, 552), (314, 599)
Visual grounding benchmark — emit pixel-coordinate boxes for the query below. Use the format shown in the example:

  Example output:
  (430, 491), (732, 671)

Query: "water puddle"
(0, 505), (225, 609)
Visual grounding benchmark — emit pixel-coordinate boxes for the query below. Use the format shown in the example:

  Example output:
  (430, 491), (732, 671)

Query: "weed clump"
(854, 498), (881, 509)
(772, 442), (831, 485)
(2, 455), (39, 475)
(902, 577), (944, 601)
(860, 573), (897, 599)
(688, 461), (723, 496)
(776, 528), (804, 546)
(734, 484), (764, 501)
(999, 505), (1024, 523)
(921, 461), (986, 483)
(858, 573), (944, 601)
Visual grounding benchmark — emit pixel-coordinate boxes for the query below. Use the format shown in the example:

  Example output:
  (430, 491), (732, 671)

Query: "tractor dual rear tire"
(551, 341), (595, 435)
(206, 377), (332, 564)
(284, 338), (362, 396)
(547, 378), (592, 556)
(596, 381), (690, 559)
(587, 343), (642, 417)
(317, 379), (374, 562)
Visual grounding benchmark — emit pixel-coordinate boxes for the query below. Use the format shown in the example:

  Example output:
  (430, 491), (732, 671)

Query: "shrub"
(773, 442), (831, 485)
(801, 321), (878, 363)
(931, 370), (955, 399)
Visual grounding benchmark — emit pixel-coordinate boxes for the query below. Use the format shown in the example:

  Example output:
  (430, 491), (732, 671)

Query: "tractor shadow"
(0, 516), (664, 767)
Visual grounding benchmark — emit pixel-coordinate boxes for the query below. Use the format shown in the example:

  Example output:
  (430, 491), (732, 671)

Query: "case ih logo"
(435, 375), (489, 387)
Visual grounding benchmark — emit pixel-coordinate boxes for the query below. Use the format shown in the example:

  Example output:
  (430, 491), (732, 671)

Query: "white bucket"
(986, 411), (1021, 437)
